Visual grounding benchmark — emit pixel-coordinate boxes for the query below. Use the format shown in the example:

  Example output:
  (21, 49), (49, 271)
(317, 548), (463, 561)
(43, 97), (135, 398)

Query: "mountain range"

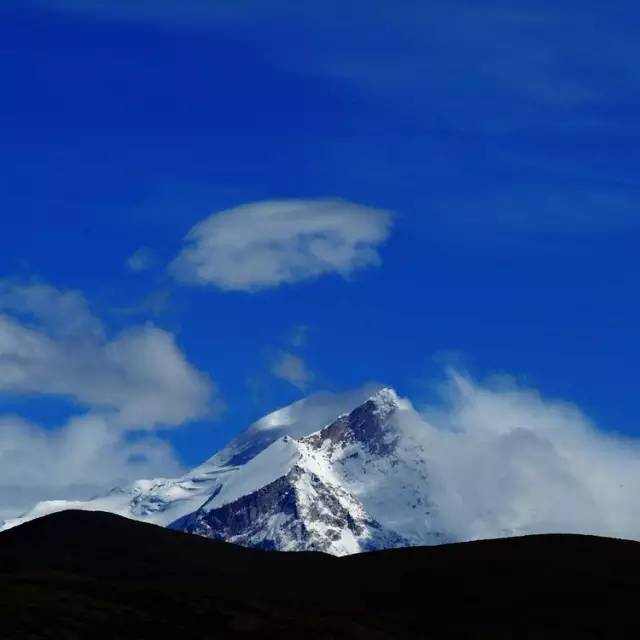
(3, 388), (451, 552)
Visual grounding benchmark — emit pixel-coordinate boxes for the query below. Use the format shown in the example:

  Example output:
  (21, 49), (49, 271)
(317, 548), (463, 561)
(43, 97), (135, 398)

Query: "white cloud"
(271, 351), (314, 390)
(398, 371), (640, 542)
(0, 280), (103, 339)
(248, 382), (386, 440)
(0, 281), (218, 519)
(127, 247), (155, 272)
(169, 199), (393, 291)
(0, 314), (214, 428)
(0, 413), (182, 521)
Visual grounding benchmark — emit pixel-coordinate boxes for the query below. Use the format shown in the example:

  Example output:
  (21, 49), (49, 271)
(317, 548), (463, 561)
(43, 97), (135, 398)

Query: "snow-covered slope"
(0, 386), (382, 533)
(171, 389), (446, 555)
(0, 466), (233, 532)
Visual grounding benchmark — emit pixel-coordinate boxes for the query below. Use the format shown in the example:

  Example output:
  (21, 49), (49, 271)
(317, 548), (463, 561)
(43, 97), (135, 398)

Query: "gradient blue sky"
(1, 0), (639, 473)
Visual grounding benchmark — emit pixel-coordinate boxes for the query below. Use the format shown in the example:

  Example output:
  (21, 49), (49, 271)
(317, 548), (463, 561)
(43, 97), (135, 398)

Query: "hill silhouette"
(1, 510), (639, 638)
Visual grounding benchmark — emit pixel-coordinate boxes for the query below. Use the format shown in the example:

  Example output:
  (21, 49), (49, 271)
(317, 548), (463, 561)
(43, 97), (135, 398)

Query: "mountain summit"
(1, 387), (445, 554)
(172, 387), (439, 554)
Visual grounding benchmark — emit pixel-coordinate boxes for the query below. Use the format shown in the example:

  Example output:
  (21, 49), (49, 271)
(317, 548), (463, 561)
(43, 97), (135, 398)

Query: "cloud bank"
(398, 371), (640, 542)
(169, 199), (393, 291)
(0, 413), (181, 522)
(0, 281), (217, 520)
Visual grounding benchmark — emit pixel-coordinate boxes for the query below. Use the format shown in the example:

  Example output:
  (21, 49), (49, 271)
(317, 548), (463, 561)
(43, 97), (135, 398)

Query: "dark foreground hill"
(1, 511), (640, 639)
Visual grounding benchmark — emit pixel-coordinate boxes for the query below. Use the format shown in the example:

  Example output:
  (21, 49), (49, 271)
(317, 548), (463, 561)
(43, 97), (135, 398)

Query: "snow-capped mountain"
(1, 386), (446, 555)
(173, 389), (444, 554)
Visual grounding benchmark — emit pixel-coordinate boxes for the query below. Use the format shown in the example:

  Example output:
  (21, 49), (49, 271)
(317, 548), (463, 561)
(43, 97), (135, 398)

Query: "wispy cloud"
(288, 324), (310, 348)
(271, 351), (314, 391)
(111, 289), (171, 318)
(0, 280), (103, 339)
(428, 183), (640, 242)
(126, 247), (155, 272)
(24, 1), (640, 119)
(169, 199), (393, 292)
(19, 1), (640, 242)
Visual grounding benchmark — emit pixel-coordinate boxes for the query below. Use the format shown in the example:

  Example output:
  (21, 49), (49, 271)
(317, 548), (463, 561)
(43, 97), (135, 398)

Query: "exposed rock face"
(174, 473), (302, 551)
(305, 388), (402, 456)
(173, 459), (410, 554)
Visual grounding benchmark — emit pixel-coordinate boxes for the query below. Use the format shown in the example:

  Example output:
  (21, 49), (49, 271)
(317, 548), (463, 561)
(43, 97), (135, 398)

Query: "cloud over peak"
(407, 371), (640, 542)
(169, 199), (393, 292)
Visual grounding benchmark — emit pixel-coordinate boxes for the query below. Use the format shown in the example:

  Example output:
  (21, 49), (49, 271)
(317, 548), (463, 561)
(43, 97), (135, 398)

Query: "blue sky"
(0, 1), (639, 508)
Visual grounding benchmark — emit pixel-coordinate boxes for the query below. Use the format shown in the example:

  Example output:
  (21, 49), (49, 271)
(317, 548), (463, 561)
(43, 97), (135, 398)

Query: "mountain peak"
(367, 387), (402, 415)
(303, 386), (406, 456)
